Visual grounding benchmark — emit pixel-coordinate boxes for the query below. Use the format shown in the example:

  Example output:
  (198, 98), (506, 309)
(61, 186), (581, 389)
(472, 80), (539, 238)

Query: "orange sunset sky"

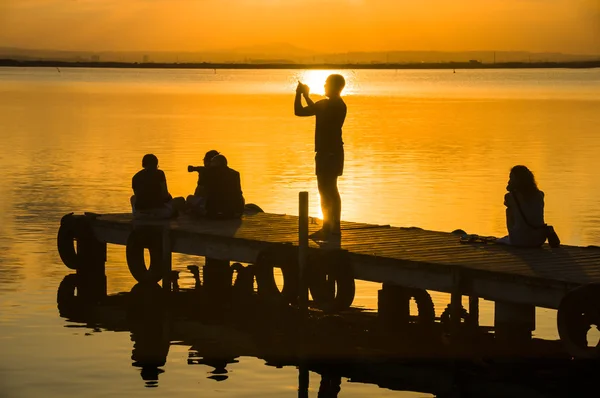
(1, 0), (599, 54)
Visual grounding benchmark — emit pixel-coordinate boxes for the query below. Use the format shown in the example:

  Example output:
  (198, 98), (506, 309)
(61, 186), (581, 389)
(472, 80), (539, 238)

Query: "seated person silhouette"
(497, 165), (547, 247)
(130, 154), (182, 219)
(186, 149), (220, 216)
(204, 154), (245, 219)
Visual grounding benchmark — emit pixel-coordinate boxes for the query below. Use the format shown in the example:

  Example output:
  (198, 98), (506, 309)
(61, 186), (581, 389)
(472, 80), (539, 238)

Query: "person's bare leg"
(312, 174), (333, 238)
(317, 173), (343, 237)
(330, 176), (341, 234)
(318, 175), (333, 233)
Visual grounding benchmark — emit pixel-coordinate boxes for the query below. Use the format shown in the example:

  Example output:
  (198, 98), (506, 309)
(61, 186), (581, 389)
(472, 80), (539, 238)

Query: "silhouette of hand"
(296, 81), (304, 94)
(302, 84), (310, 96)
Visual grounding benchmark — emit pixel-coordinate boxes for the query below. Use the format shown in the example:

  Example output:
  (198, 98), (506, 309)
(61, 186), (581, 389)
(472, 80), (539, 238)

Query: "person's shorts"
(315, 150), (344, 177)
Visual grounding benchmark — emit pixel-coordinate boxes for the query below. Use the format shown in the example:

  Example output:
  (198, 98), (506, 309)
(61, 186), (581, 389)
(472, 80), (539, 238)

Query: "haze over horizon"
(1, 0), (599, 55)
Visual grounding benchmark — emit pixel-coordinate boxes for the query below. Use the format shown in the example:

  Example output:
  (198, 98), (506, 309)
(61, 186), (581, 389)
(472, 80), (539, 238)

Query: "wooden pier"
(57, 199), (600, 359)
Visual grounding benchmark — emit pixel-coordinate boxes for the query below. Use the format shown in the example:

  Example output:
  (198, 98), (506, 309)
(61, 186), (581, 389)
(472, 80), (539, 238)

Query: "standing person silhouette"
(294, 74), (347, 240)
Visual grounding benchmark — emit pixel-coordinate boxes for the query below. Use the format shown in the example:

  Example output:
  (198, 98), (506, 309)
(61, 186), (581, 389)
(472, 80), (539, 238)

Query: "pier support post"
(76, 217), (107, 302)
(298, 192), (309, 318)
(494, 302), (535, 344)
(298, 364), (309, 398)
(203, 258), (232, 300)
(450, 270), (463, 334)
(468, 296), (479, 328)
(161, 227), (172, 292)
(378, 283), (410, 331)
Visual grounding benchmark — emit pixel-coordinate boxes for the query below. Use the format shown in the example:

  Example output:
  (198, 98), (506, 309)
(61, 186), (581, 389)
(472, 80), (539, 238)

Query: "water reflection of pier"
(57, 274), (597, 397)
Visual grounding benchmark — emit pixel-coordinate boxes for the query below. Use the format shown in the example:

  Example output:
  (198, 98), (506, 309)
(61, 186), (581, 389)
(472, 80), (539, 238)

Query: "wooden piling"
(468, 296), (480, 328)
(298, 364), (309, 398)
(161, 227), (172, 292)
(378, 283), (410, 331)
(450, 269), (463, 333)
(76, 216), (107, 302)
(298, 191), (309, 317)
(494, 302), (535, 344)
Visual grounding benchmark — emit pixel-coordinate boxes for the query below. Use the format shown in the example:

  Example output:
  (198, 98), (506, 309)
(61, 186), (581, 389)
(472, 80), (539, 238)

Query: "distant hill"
(0, 46), (598, 64)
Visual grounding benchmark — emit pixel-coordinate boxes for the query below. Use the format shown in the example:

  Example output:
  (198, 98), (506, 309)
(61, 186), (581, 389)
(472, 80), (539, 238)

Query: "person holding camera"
(186, 151), (244, 218)
(186, 149), (220, 216)
(203, 154), (245, 219)
(294, 74), (347, 240)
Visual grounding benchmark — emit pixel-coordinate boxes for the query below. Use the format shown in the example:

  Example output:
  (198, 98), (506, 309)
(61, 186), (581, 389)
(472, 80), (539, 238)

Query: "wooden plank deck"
(88, 212), (600, 310)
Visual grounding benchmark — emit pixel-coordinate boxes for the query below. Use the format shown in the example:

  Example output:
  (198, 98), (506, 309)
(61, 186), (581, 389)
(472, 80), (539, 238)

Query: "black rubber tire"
(57, 213), (79, 270)
(557, 283), (600, 359)
(407, 288), (436, 325)
(307, 251), (355, 313)
(126, 229), (165, 284)
(255, 250), (298, 305)
(440, 304), (470, 331)
(244, 203), (264, 213)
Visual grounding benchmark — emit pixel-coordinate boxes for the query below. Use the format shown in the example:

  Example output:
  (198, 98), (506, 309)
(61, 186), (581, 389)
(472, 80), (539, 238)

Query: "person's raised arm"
(294, 82), (316, 117)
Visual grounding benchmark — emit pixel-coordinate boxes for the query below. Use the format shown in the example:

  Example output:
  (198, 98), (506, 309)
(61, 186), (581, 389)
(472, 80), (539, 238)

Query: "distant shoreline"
(1, 59), (599, 70)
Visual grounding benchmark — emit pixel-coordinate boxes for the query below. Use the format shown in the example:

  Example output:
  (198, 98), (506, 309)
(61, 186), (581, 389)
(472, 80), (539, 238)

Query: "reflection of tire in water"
(557, 283), (600, 359)
(57, 274), (79, 304)
(128, 283), (170, 387)
(56, 274), (83, 320)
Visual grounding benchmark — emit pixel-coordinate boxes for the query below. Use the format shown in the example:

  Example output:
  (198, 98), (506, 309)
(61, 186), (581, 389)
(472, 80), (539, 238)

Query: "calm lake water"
(0, 67), (599, 397)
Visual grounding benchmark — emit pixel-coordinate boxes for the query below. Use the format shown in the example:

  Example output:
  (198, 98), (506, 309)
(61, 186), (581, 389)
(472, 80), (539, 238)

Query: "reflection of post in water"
(298, 364), (309, 398)
(298, 367), (341, 398)
(203, 258), (233, 302)
(128, 283), (170, 388)
(317, 372), (342, 398)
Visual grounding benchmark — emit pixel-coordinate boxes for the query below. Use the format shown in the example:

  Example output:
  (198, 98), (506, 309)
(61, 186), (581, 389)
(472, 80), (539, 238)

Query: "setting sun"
(295, 70), (354, 96)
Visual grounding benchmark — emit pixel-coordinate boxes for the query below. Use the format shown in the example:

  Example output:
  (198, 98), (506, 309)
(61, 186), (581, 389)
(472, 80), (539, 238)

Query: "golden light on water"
(294, 70), (356, 96)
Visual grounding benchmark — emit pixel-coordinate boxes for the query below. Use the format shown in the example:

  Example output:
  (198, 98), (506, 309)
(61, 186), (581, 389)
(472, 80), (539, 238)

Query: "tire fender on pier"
(255, 249), (299, 305)
(126, 228), (165, 284)
(440, 303), (470, 331)
(57, 213), (97, 270)
(557, 283), (600, 359)
(307, 250), (355, 313)
(407, 288), (436, 326)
